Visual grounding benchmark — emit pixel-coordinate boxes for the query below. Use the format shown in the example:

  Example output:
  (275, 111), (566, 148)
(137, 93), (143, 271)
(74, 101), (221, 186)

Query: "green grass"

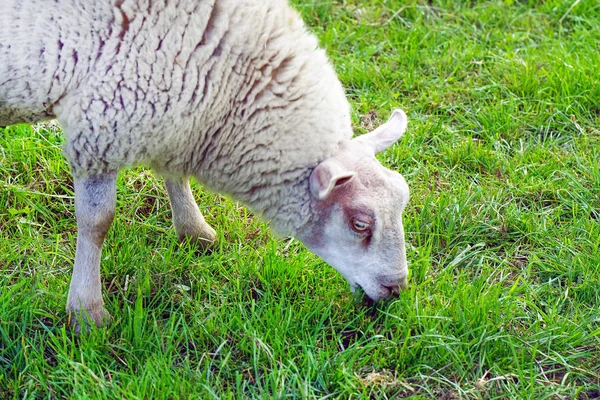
(1, 0), (599, 398)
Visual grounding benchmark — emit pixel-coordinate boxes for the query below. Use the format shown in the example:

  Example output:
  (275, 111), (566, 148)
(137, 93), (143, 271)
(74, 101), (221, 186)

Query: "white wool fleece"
(0, 0), (352, 235)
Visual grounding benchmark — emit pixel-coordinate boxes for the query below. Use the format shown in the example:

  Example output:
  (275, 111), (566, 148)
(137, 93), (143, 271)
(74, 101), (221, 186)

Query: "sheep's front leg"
(66, 173), (116, 333)
(165, 177), (216, 251)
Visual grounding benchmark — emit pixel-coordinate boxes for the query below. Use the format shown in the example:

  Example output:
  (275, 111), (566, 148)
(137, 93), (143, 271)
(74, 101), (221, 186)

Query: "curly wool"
(0, 0), (353, 235)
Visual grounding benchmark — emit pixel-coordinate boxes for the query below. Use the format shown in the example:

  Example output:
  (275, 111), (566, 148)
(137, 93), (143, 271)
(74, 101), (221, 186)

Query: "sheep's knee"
(165, 177), (216, 251)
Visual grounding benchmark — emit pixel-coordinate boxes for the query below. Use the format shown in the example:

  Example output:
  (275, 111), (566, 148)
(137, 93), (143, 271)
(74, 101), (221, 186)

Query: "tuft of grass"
(1, 1), (599, 398)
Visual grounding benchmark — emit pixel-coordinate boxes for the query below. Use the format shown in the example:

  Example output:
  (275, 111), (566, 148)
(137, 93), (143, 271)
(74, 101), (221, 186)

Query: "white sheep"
(0, 0), (410, 331)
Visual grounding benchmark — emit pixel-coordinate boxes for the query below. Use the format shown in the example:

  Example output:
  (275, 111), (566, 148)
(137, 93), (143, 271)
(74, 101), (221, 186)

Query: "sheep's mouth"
(382, 283), (402, 296)
(354, 284), (401, 306)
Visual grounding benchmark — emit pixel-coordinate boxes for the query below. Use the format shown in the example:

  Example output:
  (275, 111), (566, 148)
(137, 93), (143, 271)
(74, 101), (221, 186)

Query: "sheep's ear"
(310, 159), (355, 200)
(355, 109), (408, 155)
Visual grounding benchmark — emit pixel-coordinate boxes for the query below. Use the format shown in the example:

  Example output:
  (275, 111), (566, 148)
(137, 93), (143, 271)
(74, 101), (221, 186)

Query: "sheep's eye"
(352, 219), (369, 232)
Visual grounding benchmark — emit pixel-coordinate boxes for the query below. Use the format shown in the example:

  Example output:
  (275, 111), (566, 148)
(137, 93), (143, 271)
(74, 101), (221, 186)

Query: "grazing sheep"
(0, 0), (410, 331)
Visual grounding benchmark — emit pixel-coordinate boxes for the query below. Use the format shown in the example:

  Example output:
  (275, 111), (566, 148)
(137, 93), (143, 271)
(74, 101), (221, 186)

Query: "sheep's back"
(0, 0), (112, 126)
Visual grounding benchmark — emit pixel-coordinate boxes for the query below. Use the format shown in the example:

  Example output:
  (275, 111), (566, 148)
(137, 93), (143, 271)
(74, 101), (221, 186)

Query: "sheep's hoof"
(68, 307), (111, 334)
(178, 223), (217, 253)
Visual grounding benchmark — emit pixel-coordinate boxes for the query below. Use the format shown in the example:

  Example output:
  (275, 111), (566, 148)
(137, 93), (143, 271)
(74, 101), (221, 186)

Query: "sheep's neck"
(192, 138), (336, 237)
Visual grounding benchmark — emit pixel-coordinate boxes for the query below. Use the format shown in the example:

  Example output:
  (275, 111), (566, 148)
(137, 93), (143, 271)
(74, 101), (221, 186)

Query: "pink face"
(299, 110), (410, 301)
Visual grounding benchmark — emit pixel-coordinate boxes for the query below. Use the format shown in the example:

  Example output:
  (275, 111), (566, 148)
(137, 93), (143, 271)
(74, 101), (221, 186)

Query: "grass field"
(1, 0), (599, 398)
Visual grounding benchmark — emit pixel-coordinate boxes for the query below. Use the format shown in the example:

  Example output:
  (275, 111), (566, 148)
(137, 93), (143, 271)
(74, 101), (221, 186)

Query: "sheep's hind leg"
(165, 177), (216, 251)
(66, 173), (116, 333)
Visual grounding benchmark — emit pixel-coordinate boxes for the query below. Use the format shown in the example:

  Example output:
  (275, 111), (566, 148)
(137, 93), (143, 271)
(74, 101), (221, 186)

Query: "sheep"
(0, 0), (410, 332)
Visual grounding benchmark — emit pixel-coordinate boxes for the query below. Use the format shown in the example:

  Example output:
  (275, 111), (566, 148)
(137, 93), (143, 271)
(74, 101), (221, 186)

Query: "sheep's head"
(299, 110), (409, 302)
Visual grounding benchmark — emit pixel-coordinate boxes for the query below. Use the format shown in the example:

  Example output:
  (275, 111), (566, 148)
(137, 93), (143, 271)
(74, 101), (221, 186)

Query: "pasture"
(1, 0), (599, 398)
